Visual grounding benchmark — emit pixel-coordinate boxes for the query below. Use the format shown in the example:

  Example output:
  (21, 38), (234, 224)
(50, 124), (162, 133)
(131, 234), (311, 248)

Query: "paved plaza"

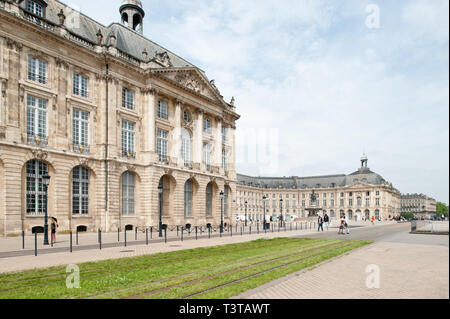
(234, 223), (449, 299)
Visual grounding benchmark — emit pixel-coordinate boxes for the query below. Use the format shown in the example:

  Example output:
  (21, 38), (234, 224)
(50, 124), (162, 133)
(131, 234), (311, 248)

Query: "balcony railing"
(158, 154), (168, 164)
(27, 134), (48, 146)
(122, 150), (136, 159)
(22, 10), (56, 32)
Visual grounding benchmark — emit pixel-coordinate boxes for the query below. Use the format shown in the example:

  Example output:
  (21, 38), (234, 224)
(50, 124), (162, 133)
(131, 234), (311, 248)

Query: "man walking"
(344, 214), (350, 234)
(318, 215), (324, 232)
(323, 213), (329, 231)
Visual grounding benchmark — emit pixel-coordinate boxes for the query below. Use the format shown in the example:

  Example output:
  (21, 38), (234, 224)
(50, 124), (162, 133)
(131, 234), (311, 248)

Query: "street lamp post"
(263, 195), (267, 229)
(42, 173), (50, 246)
(158, 182), (163, 238)
(220, 190), (224, 233)
(280, 198), (284, 228)
(245, 201), (248, 227)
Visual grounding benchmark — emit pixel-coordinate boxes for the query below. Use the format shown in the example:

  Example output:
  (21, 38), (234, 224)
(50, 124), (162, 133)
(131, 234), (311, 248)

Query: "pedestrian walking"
(318, 215), (324, 232)
(323, 213), (329, 231)
(338, 215), (344, 235)
(371, 216), (375, 225)
(51, 217), (58, 244)
(344, 215), (350, 234)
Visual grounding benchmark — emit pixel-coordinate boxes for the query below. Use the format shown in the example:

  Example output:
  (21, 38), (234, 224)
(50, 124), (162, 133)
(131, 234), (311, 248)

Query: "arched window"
(357, 197), (362, 206)
(206, 183), (212, 216)
(330, 210), (335, 217)
(122, 171), (135, 216)
(184, 180), (193, 217)
(73, 166), (89, 215)
(224, 186), (229, 217)
(365, 210), (370, 219)
(181, 128), (192, 168)
(375, 209), (380, 220)
(26, 160), (48, 215)
(348, 210), (353, 219)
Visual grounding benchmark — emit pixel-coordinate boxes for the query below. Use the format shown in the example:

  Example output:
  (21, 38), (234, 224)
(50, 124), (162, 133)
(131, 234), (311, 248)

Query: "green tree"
(436, 202), (449, 217)
(401, 212), (415, 220)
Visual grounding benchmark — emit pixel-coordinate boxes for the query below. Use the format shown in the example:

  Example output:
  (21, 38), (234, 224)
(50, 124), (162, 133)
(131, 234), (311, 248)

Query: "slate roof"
(26, 0), (197, 68)
(237, 167), (387, 189)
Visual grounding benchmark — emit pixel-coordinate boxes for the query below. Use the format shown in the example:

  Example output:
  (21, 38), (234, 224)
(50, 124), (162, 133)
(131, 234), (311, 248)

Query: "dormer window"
(27, 1), (44, 17)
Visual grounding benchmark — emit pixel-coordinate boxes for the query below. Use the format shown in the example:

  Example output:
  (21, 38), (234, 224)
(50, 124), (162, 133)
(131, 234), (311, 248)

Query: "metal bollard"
(135, 227), (138, 241)
(209, 227), (211, 239)
(164, 228), (167, 243)
(241, 225), (243, 236)
(146, 228), (149, 245)
(177, 226), (179, 237)
(230, 225), (232, 237)
(195, 226), (198, 240)
(70, 230), (73, 253)
(125, 229), (127, 247)
(118, 227), (120, 242)
(250, 225), (252, 235)
(51, 230), (53, 247)
(150, 226), (153, 239)
(76, 229), (79, 245)
(257, 223), (259, 234)
(181, 227), (184, 242)
(34, 232), (37, 256)
(22, 230), (25, 250)
(99, 229), (102, 250)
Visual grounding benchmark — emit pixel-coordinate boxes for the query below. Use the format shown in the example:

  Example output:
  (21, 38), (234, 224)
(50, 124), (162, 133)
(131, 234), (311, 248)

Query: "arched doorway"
(158, 175), (176, 225)
(355, 210), (362, 221)
(365, 209), (370, 220)
(205, 181), (218, 219)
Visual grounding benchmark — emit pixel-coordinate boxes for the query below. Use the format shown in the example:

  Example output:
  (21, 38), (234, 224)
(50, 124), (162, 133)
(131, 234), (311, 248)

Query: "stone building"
(0, 0), (239, 235)
(236, 156), (401, 222)
(400, 194), (437, 219)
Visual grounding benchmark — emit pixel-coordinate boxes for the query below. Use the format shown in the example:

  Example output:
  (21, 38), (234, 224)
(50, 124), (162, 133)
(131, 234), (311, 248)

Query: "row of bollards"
(28, 221), (319, 256)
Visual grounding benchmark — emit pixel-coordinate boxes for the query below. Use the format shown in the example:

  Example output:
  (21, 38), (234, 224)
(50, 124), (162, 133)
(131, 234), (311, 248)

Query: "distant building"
(401, 194), (437, 219)
(236, 156), (401, 222)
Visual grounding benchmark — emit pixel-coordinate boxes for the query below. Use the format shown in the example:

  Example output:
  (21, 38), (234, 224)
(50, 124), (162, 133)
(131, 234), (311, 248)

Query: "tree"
(401, 212), (415, 220)
(436, 202), (449, 217)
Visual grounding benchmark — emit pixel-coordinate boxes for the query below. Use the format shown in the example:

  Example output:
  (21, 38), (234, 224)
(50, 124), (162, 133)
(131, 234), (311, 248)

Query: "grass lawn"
(0, 237), (371, 299)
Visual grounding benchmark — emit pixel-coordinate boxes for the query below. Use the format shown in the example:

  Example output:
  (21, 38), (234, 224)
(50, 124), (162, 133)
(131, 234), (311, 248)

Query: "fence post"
(70, 230), (72, 253)
(146, 228), (148, 245)
(22, 230), (25, 250)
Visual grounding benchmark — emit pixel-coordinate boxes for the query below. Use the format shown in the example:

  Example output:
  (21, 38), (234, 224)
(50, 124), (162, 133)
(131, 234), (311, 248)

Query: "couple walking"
(338, 215), (350, 235)
(317, 213), (329, 232)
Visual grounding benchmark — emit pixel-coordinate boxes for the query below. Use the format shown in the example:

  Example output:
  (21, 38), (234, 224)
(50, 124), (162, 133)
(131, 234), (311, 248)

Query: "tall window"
(366, 198), (370, 206)
(203, 143), (211, 171)
(72, 166), (89, 215)
(357, 197), (362, 206)
(340, 199), (344, 207)
(181, 129), (192, 167)
(26, 160), (48, 215)
(122, 88), (134, 110)
(224, 186), (229, 217)
(73, 109), (89, 147)
(331, 199), (334, 207)
(375, 209), (380, 219)
(349, 199), (353, 206)
(206, 183), (212, 216)
(28, 56), (47, 84)
(158, 100), (168, 119)
(157, 129), (168, 162)
(27, 1), (44, 16)
(203, 118), (211, 134)
(122, 171), (135, 216)
(121, 120), (135, 156)
(27, 95), (47, 142)
(222, 148), (227, 172)
(184, 180), (193, 217)
(73, 73), (88, 98)
(222, 126), (227, 141)
(376, 198), (380, 206)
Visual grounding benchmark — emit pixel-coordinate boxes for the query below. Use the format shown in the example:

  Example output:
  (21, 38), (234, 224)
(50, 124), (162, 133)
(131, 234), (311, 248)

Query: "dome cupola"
(120, 0), (145, 34)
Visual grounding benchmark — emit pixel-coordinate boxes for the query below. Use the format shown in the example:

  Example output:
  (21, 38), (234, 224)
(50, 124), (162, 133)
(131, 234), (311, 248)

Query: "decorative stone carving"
(1, 79), (7, 98)
(55, 57), (69, 70)
(31, 149), (48, 161)
(125, 164), (136, 172)
(153, 51), (172, 67)
(57, 9), (66, 26)
(19, 84), (25, 102)
(96, 29), (103, 45)
(163, 168), (173, 176)
(230, 96), (235, 106)
(109, 34), (116, 47)
(174, 73), (205, 94)
(6, 38), (22, 52)
(142, 48), (148, 61)
(78, 157), (90, 167)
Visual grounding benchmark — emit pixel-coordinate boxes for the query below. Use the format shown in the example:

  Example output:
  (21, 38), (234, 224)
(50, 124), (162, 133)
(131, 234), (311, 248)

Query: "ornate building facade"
(400, 194), (437, 219)
(236, 156), (402, 222)
(0, 0), (239, 235)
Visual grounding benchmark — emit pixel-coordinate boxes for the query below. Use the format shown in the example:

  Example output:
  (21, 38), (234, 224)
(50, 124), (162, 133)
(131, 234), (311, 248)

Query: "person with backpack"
(318, 215), (324, 232)
(323, 213), (329, 231)
(344, 215), (350, 234)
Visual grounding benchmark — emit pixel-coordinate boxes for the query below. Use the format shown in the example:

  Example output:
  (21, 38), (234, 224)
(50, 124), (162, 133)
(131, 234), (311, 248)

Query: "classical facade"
(236, 156), (402, 222)
(0, 0), (239, 235)
(401, 194), (437, 219)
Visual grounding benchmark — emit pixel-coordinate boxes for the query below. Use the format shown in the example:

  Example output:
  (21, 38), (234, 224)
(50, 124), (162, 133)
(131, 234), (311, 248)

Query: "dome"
(120, 0), (145, 17)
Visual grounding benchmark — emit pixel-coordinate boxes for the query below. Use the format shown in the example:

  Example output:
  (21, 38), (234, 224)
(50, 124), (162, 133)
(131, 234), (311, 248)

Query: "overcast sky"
(69, 0), (449, 204)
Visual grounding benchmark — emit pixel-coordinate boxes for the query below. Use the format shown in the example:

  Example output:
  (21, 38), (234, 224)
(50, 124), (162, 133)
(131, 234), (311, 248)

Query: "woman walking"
(51, 217), (58, 244)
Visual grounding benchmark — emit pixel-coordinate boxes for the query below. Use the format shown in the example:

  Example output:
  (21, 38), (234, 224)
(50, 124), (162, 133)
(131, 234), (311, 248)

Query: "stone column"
(214, 117), (222, 169)
(171, 99), (182, 166)
(193, 110), (203, 168)
(147, 88), (157, 153)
